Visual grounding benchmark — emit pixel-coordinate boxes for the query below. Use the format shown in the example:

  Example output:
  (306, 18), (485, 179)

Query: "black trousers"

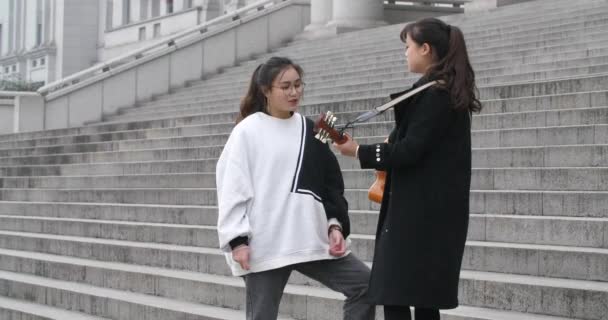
(384, 305), (440, 320)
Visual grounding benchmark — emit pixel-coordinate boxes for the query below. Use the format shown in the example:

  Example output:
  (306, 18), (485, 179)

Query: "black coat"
(357, 77), (472, 309)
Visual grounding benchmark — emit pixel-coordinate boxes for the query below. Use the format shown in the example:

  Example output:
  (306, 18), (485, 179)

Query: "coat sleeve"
(216, 128), (254, 253)
(359, 89), (454, 171)
(322, 144), (351, 238)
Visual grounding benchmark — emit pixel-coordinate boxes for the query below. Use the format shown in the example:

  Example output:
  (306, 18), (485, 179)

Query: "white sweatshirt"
(216, 112), (350, 276)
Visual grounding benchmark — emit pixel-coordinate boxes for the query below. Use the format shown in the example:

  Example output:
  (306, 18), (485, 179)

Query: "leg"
(243, 266), (292, 320)
(384, 305), (412, 320)
(414, 308), (440, 320)
(294, 254), (375, 320)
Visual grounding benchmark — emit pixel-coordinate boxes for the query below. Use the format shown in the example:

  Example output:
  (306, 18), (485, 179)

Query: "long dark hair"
(401, 18), (482, 113)
(237, 56), (304, 123)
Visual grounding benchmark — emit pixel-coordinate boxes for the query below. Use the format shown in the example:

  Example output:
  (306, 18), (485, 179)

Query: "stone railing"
(386, 0), (470, 8)
(0, 91), (44, 134)
(34, 0), (309, 130)
(102, 6), (206, 61)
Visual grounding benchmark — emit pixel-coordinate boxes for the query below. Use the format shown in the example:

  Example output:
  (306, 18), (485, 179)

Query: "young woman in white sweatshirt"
(216, 57), (374, 320)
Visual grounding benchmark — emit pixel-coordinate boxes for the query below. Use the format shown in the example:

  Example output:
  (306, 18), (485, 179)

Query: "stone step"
(199, 46), (608, 92)
(342, 167), (608, 191)
(172, 61), (605, 107)
(0, 296), (110, 320)
(279, 13), (608, 55)
(482, 90), (608, 115)
(120, 90), (608, 125)
(136, 72), (608, 110)
(156, 72), (608, 106)
(112, 104), (608, 134)
(221, 42), (607, 86)
(0, 122), (235, 150)
(352, 212), (608, 249)
(2, 143), (608, 175)
(0, 215), (218, 247)
(353, 238), (608, 282)
(0, 222), (607, 285)
(176, 59), (608, 97)
(38, 104), (608, 149)
(1, 234), (608, 319)
(0, 269), (284, 320)
(0, 246), (600, 320)
(0, 201), (216, 225)
(349, 189), (608, 217)
(241, 20), (608, 68)
(471, 124), (608, 148)
(247, 31), (608, 78)
(278, 12), (608, 56)
(281, 1), (608, 48)
(13, 122), (608, 159)
(190, 50), (608, 95)
(0, 149), (223, 167)
(0, 211), (606, 249)
(0, 187), (607, 216)
(457, 270), (608, 320)
(2, 167), (607, 191)
(238, 39), (608, 79)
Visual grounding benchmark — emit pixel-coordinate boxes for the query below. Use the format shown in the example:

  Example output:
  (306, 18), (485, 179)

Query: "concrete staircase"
(1, 0), (608, 318)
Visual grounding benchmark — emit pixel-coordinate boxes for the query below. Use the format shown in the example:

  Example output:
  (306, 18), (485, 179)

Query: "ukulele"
(314, 82), (439, 204)
(313, 111), (385, 204)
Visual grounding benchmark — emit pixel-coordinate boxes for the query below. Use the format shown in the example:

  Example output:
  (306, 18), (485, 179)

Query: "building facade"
(0, 0), (253, 85)
(0, 0), (468, 87)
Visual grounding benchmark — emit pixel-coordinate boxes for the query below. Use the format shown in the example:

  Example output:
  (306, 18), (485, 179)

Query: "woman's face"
(405, 34), (432, 74)
(264, 66), (304, 118)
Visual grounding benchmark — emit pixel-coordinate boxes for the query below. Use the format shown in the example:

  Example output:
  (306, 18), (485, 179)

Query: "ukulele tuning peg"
(315, 129), (325, 141)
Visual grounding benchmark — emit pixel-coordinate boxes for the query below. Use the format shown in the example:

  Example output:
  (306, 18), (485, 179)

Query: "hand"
(232, 245), (251, 270)
(332, 133), (359, 158)
(329, 228), (347, 257)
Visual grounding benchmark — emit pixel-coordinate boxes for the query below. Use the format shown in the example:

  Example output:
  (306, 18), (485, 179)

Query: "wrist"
(232, 244), (249, 252)
(328, 225), (343, 235)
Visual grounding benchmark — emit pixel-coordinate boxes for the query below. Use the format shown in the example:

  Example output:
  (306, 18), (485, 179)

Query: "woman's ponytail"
(402, 18), (482, 113)
(237, 64), (266, 123)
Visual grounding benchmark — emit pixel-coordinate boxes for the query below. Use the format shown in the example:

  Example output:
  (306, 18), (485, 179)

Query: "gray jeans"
(243, 254), (375, 320)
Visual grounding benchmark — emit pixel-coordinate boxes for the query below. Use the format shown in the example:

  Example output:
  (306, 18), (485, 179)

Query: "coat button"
(385, 228), (389, 232)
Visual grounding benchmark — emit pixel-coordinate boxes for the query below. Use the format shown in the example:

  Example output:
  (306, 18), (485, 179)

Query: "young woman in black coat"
(334, 18), (482, 320)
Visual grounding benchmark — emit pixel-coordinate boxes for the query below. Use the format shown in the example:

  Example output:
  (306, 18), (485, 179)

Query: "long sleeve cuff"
(328, 218), (342, 229)
(358, 143), (387, 170)
(229, 236), (249, 250)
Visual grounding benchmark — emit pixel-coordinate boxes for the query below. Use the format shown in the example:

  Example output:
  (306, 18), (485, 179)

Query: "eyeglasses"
(272, 82), (306, 96)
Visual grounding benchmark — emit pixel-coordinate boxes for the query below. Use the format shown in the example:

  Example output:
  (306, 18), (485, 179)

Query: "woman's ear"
(421, 43), (432, 56)
(261, 86), (270, 98)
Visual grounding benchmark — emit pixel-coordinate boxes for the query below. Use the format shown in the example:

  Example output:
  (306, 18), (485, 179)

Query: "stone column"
(305, 0), (332, 31)
(296, 0), (333, 40)
(326, 0), (386, 33)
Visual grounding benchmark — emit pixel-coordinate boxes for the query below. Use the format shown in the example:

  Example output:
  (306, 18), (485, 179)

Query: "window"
(153, 23), (161, 38)
(152, 0), (160, 17)
(4, 67), (9, 73)
(40, 58), (45, 65)
(122, 0), (131, 25)
(36, 23), (42, 46)
(32, 60), (37, 67)
(140, 0), (149, 20)
(138, 27), (146, 40)
(166, 0), (173, 14)
(186, 0), (193, 9)
(12, 65), (16, 72)
(106, 0), (114, 29)
(36, 0), (43, 45)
